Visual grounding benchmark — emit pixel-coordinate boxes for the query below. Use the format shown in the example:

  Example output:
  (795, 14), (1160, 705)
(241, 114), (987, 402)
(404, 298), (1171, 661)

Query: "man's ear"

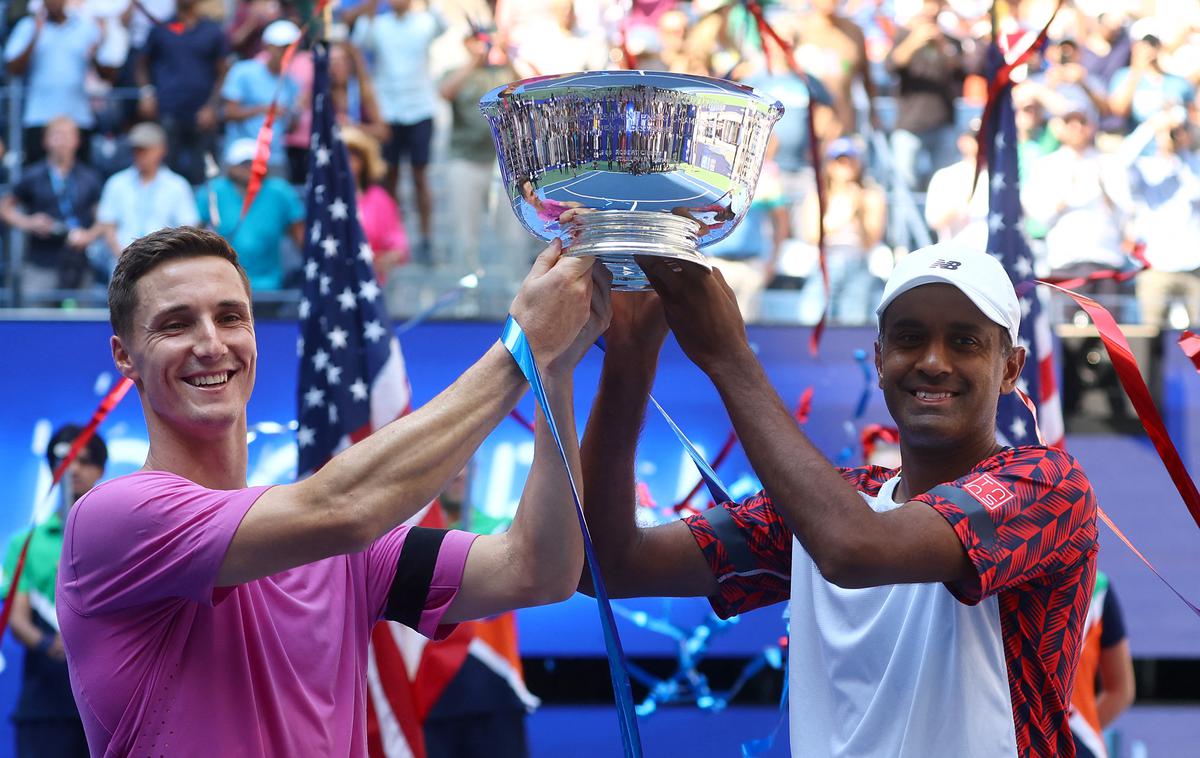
(111, 334), (140, 384)
(1000, 344), (1026, 394)
(874, 339), (884, 389)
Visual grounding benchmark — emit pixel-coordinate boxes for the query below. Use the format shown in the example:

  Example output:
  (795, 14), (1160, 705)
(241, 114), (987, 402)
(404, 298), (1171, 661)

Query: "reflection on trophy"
(480, 71), (784, 290)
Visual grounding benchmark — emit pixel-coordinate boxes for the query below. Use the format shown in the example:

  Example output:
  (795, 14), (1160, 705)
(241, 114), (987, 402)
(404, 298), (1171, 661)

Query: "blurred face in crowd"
(176, 0), (198, 14)
(64, 451), (104, 503)
(811, 0), (839, 16)
(1056, 112), (1094, 150)
(266, 43), (287, 72)
(957, 131), (977, 161)
(659, 10), (688, 54)
(346, 147), (365, 188)
(1132, 37), (1161, 69)
(44, 118), (79, 164)
(1054, 40), (1080, 65)
(43, 0), (66, 19)
(828, 152), (861, 184)
(388, 0), (412, 14)
(133, 143), (166, 175)
(228, 160), (252, 186)
(329, 44), (351, 85)
(916, 0), (942, 24)
(1013, 86), (1042, 137)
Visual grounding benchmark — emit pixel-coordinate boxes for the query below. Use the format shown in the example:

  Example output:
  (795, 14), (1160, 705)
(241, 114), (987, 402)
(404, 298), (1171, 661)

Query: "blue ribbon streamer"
(594, 336), (733, 504)
(502, 317), (644, 757)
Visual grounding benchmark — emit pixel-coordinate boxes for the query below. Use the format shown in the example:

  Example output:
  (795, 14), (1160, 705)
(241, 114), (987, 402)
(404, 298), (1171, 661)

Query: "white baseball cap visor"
(875, 242), (1021, 346)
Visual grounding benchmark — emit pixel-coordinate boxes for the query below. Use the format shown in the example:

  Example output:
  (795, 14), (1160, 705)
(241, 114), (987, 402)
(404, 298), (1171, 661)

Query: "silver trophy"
(480, 71), (784, 290)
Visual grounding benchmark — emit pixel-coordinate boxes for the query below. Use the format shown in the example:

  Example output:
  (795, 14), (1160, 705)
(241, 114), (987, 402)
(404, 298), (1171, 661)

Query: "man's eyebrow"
(149, 300), (250, 321)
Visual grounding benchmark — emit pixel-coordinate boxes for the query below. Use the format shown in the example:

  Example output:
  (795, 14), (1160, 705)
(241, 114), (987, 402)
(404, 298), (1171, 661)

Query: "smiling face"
(111, 256), (257, 441)
(875, 284), (1023, 453)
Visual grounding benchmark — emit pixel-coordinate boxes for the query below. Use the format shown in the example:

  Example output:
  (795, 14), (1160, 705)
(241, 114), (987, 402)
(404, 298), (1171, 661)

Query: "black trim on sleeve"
(926, 484), (998, 551)
(702, 506), (759, 574)
(384, 527), (449, 629)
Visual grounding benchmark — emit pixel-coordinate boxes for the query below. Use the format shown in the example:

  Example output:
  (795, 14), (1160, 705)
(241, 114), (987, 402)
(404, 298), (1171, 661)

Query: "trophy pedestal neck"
(562, 210), (711, 291)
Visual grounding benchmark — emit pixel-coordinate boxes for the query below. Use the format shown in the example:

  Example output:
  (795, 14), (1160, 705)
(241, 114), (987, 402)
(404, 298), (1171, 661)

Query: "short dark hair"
(109, 226), (251, 338)
(46, 424), (107, 471)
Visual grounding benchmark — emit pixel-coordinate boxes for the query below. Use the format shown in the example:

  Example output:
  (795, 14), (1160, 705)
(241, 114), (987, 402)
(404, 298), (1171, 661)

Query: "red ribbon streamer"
(0, 377), (134, 639)
(1041, 243), (1150, 290)
(741, 1), (828, 356)
(1098, 508), (1200, 617)
(972, 1), (1063, 198)
(793, 386), (814, 425)
(239, 0), (331, 221)
(508, 407), (536, 433)
(1038, 281), (1200, 531)
(1179, 330), (1200, 372)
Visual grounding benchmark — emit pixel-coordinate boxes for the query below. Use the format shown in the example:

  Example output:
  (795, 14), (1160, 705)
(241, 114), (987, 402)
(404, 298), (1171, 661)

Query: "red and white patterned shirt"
(685, 446), (1098, 757)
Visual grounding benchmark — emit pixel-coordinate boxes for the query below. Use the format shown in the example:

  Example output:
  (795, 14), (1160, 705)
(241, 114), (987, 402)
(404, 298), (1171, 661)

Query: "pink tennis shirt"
(56, 470), (477, 757)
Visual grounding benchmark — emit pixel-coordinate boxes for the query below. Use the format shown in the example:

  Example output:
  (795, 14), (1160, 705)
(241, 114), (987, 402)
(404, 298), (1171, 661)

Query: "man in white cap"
(97, 121), (199, 272)
(196, 137), (304, 291)
(578, 243), (1099, 757)
(221, 18), (300, 172)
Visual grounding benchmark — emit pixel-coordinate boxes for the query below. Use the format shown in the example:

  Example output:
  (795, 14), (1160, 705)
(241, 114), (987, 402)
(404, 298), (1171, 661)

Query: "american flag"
(296, 45), (535, 758)
(297, 43), (428, 756)
(985, 43), (1064, 448)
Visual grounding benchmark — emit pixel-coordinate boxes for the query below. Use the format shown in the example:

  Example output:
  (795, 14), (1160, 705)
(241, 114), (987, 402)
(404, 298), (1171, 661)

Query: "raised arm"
(443, 267), (613, 621)
(640, 259), (974, 590)
(217, 242), (598, 585)
(577, 292), (718, 599)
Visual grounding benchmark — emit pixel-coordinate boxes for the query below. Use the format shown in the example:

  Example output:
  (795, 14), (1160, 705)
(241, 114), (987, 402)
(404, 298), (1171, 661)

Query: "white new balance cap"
(875, 242), (1021, 346)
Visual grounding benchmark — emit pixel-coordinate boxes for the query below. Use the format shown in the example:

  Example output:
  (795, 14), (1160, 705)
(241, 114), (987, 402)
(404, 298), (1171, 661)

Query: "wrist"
(34, 634), (54, 654)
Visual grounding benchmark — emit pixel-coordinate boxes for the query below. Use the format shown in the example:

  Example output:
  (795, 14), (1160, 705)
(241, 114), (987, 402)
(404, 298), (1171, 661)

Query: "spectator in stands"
(1119, 107), (1200, 328)
(1033, 38), (1111, 126)
(279, 47), (316, 184)
(0, 117), (105, 300)
(439, 28), (527, 281)
(1069, 572), (1135, 758)
(2, 425), (107, 758)
(797, 137), (887, 325)
(350, 0), (447, 262)
(329, 41), (389, 144)
(1080, 11), (1132, 91)
(704, 138), (788, 323)
(222, 19), (300, 175)
(3, 0), (117, 165)
(137, 0), (230, 186)
(796, 0), (879, 136)
(1109, 19), (1195, 132)
(1013, 83), (1058, 247)
(743, 36), (836, 207)
(1022, 97), (1129, 316)
(227, 0), (284, 60)
(887, 0), (966, 191)
(341, 126), (409, 284)
(96, 122), (199, 266)
(196, 138), (304, 291)
(924, 123), (989, 250)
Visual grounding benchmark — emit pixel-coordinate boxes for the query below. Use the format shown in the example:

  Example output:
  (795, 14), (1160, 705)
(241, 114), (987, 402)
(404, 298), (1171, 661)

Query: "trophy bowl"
(480, 71), (784, 290)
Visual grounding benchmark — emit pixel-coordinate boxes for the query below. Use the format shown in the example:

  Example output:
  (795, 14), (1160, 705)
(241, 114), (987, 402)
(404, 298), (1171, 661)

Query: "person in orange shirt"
(1070, 572), (1136, 758)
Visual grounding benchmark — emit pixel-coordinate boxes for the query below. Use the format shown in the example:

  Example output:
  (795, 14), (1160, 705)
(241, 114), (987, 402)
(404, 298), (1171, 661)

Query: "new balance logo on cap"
(930, 259), (962, 270)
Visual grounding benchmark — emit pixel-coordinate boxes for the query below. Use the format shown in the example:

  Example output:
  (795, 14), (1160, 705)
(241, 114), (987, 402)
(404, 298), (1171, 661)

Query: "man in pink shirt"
(57, 226), (608, 756)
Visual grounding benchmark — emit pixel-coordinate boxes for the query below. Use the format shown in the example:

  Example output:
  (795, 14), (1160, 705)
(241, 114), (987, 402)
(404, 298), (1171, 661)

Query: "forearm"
(1110, 75), (1138, 117)
(579, 353), (657, 593)
(8, 594), (42, 649)
(706, 355), (871, 576)
(439, 63), (477, 101)
(303, 342), (526, 538)
(501, 375), (584, 604)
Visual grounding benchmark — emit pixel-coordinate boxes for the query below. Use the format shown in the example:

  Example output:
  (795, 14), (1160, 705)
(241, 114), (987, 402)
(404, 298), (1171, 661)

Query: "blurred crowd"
(0, 0), (1197, 329)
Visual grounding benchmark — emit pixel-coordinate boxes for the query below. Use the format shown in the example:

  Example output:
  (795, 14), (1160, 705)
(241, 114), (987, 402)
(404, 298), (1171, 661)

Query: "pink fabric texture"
(57, 470), (475, 757)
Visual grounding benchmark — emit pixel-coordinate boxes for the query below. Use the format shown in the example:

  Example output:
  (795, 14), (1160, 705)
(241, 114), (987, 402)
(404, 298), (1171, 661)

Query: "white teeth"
(187, 373), (230, 387)
(916, 391), (952, 400)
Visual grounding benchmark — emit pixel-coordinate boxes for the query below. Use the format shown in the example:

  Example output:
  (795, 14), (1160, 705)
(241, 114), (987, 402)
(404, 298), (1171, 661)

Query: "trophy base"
(562, 210), (709, 291)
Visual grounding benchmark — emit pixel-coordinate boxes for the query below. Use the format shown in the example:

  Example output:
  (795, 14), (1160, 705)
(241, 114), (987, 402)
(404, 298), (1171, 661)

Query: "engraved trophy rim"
(481, 70), (784, 291)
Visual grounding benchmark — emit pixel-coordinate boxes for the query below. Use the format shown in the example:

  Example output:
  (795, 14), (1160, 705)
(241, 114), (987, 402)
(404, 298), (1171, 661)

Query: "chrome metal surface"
(480, 71), (783, 290)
